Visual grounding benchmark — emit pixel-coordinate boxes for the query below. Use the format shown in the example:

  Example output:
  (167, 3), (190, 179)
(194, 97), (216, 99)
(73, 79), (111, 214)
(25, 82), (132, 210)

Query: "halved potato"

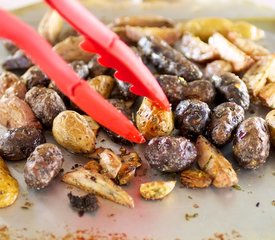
(258, 82), (275, 108)
(140, 181), (176, 200)
(266, 110), (275, 146)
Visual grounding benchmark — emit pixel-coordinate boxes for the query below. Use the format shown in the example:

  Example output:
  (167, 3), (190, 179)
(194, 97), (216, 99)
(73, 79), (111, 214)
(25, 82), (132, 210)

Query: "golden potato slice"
(52, 111), (96, 154)
(196, 135), (238, 188)
(82, 115), (100, 136)
(136, 97), (174, 140)
(266, 110), (275, 146)
(258, 82), (275, 108)
(88, 75), (115, 98)
(0, 157), (19, 208)
(84, 160), (102, 172)
(208, 33), (254, 72)
(179, 33), (218, 63)
(231, 21), (265, 41)
(125, 26), (179, 45)
(180, 169), (212, 189)
(99, 149), (122, 179)
(38, 10), (63, 45)
(53, 36), (94, 62)
(62, 167), (134, 208)
(0, 96), (41, 129)
(242, 56), (275, 97)
(117, 162), (137, 186)
(140, 181), (176, 200)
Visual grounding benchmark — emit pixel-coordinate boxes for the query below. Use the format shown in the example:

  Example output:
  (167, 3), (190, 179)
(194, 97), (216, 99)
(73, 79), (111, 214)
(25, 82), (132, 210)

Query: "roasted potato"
(69, 60), (89, 79)
(196, 135), (238, 188)
(179, 33), (218, 63)
(25, 87), (66, 128)
(53, 36), (94, 62)
(2, 40), (18, 54)
(174, 99), (211, 138)
(258, 83), (275, 109)
(204, 60), (233, 79)
(140, 181), (176, 200)
(208, 33), (254, 72)
(180, 169), (212, 189)
(0, 156), (19, 208)
(233, 117), (270, 169)
(211, 72), (250, 110)
(266, 110), (275, 146)
(0, 126), (45, 161)
(207, 102), (245, 145)
(82, 115), (100, 136)
(99, 149), (122, 179)
(144, 136), (197, 173)
(0, 96), (41, 129)
(2, 50), (33, 71)
(21, 66), (50, 89)
(88, 55), (110, 77)
(136, 97), (174, 140)
(88, 75), (115, 98)
(110, 79), (137, 101)
(24, 143), (64, 189)
(52, 111), (96, 154)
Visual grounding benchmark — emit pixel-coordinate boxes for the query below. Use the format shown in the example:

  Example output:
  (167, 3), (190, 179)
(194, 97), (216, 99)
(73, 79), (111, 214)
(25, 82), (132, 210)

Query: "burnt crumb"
(232, 185), (243, 191)
(67, 192), (99, 216)
(272, 200), (275, 206)
(249, 108), (256, 114)
(21, 200), (33, 210)
(107, 213), (115, 217)
(100, 139), (106, 143)
(59, 168), (64, 173)
(90, 176), (97, 182)
(187, 195), (193, 200)
(71, 163), (81, 170)
(185, 213), (198, 221)
(256, 202), (260, 207)
(119, 147), (128, 155)
(193, 204), (199, 209)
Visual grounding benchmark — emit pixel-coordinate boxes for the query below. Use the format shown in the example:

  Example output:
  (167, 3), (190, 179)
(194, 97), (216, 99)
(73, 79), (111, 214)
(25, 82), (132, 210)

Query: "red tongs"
(0, 0), (170, 143)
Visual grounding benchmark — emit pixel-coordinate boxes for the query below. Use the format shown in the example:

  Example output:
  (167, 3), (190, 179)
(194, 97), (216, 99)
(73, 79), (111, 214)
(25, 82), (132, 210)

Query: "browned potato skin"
(2, 50), (33, 71)
(136, 98), (174, 140)
(25, 87), (66, 128)
(52, 111), (96, 154)
(0, 96), (41, 129)
(21, 66), (50, 89)
(144, 136), (197, 173)
(88, 75), (115, 98)
(208, 102), (245, 146)
(182, 80), (216, 105)
(233, 117), (270, 169)
(180, 169), (212, 188)
(0, 126), (46, 161)
(24, 143), (64, 189)
(196, 135), (238, 188)
(204, 60), (233, 79)
(266, 110), (275, 146)
(258, 82), (275, 109)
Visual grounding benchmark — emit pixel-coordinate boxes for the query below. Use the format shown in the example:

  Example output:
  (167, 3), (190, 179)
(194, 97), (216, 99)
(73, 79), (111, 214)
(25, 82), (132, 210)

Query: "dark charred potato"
(182, 79), (216, 104)
(25, 87), (66, 128)
(136, 97), (174, 140)
(233, 117), (270, 169)
(21, 66), (50, 89)
(2, 40), (18, 54)
(174, 99), (210, 138)
(0, 126), (46, 161)
(2, 50), (33, 71)
(69, 60), (89, 79)
(144, 136), (197, 173)
(48, 81), (69, 103)
(104, 99), (133, 145)
(88, 55), (110, 78)
(211, 72), (250, 110)
(156, 75), (187, 107)
(110, 79), (137, 101)
(24, 143), (64, 189)
(137, 36), (203, 81)
(208, 102), (245, 145)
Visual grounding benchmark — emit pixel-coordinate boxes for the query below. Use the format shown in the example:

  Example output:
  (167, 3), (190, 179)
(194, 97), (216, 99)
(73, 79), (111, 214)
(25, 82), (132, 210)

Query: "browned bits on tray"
(180, 169), (212, 188)
(196, 135), (238, 188)
(140, 181), (176, 200)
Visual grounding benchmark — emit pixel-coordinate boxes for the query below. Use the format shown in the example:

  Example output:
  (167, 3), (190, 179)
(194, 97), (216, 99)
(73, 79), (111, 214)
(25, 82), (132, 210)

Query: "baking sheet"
(1, 1), (275, 239)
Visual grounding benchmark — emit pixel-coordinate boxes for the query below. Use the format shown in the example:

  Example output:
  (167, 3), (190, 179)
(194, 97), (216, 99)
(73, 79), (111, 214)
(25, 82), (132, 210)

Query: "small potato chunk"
(0, 126), (45, 161)
(82, 115), (100, 136)
(62, 167), (134, 208)
(125, 26), (179, 45)
(227, 32), (269, 60)
(24, 143), (64, 189)
(88, 75), (115, 98)
(211, 72), (250, 110)
(2, 50), (33, 71)
(266, 110), (275, 146)
(25, 87), (66, 128)
(99, 149), (122, 179)
(179, 33), (218, 63)
(52, 111), (96, 154)
(180, 169), (212, 189)
(182, 80), (216, 105)
(38, 10), (63, 45)
(117, 162), (137, 186)
(231, 21), (265, 40)
(204, 60), (233, 79)
(140, 181), (176, 200)
(196, 135), (238, 188)
(144, 136), (197, 173)
(88, 55), (110, 77)
(208, 33), (254, 72)
(84, 160), (102, 172)
(0, 96), (41, 129)
(53, 36), (94, 62)
(242, 56), (275, 97)
(110, 79), (137, 101)
(174, 99), (211, 138)
(0, 156), (19, 208)
(208, 102), (245, 145)
(136, 98), (174, 140)
(233, 117), (270, 169)
(69, 61), (89, 79)
(258, 83), (275, 109)
(21, 66), (50, 89)
(120, 151), (142, 168)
